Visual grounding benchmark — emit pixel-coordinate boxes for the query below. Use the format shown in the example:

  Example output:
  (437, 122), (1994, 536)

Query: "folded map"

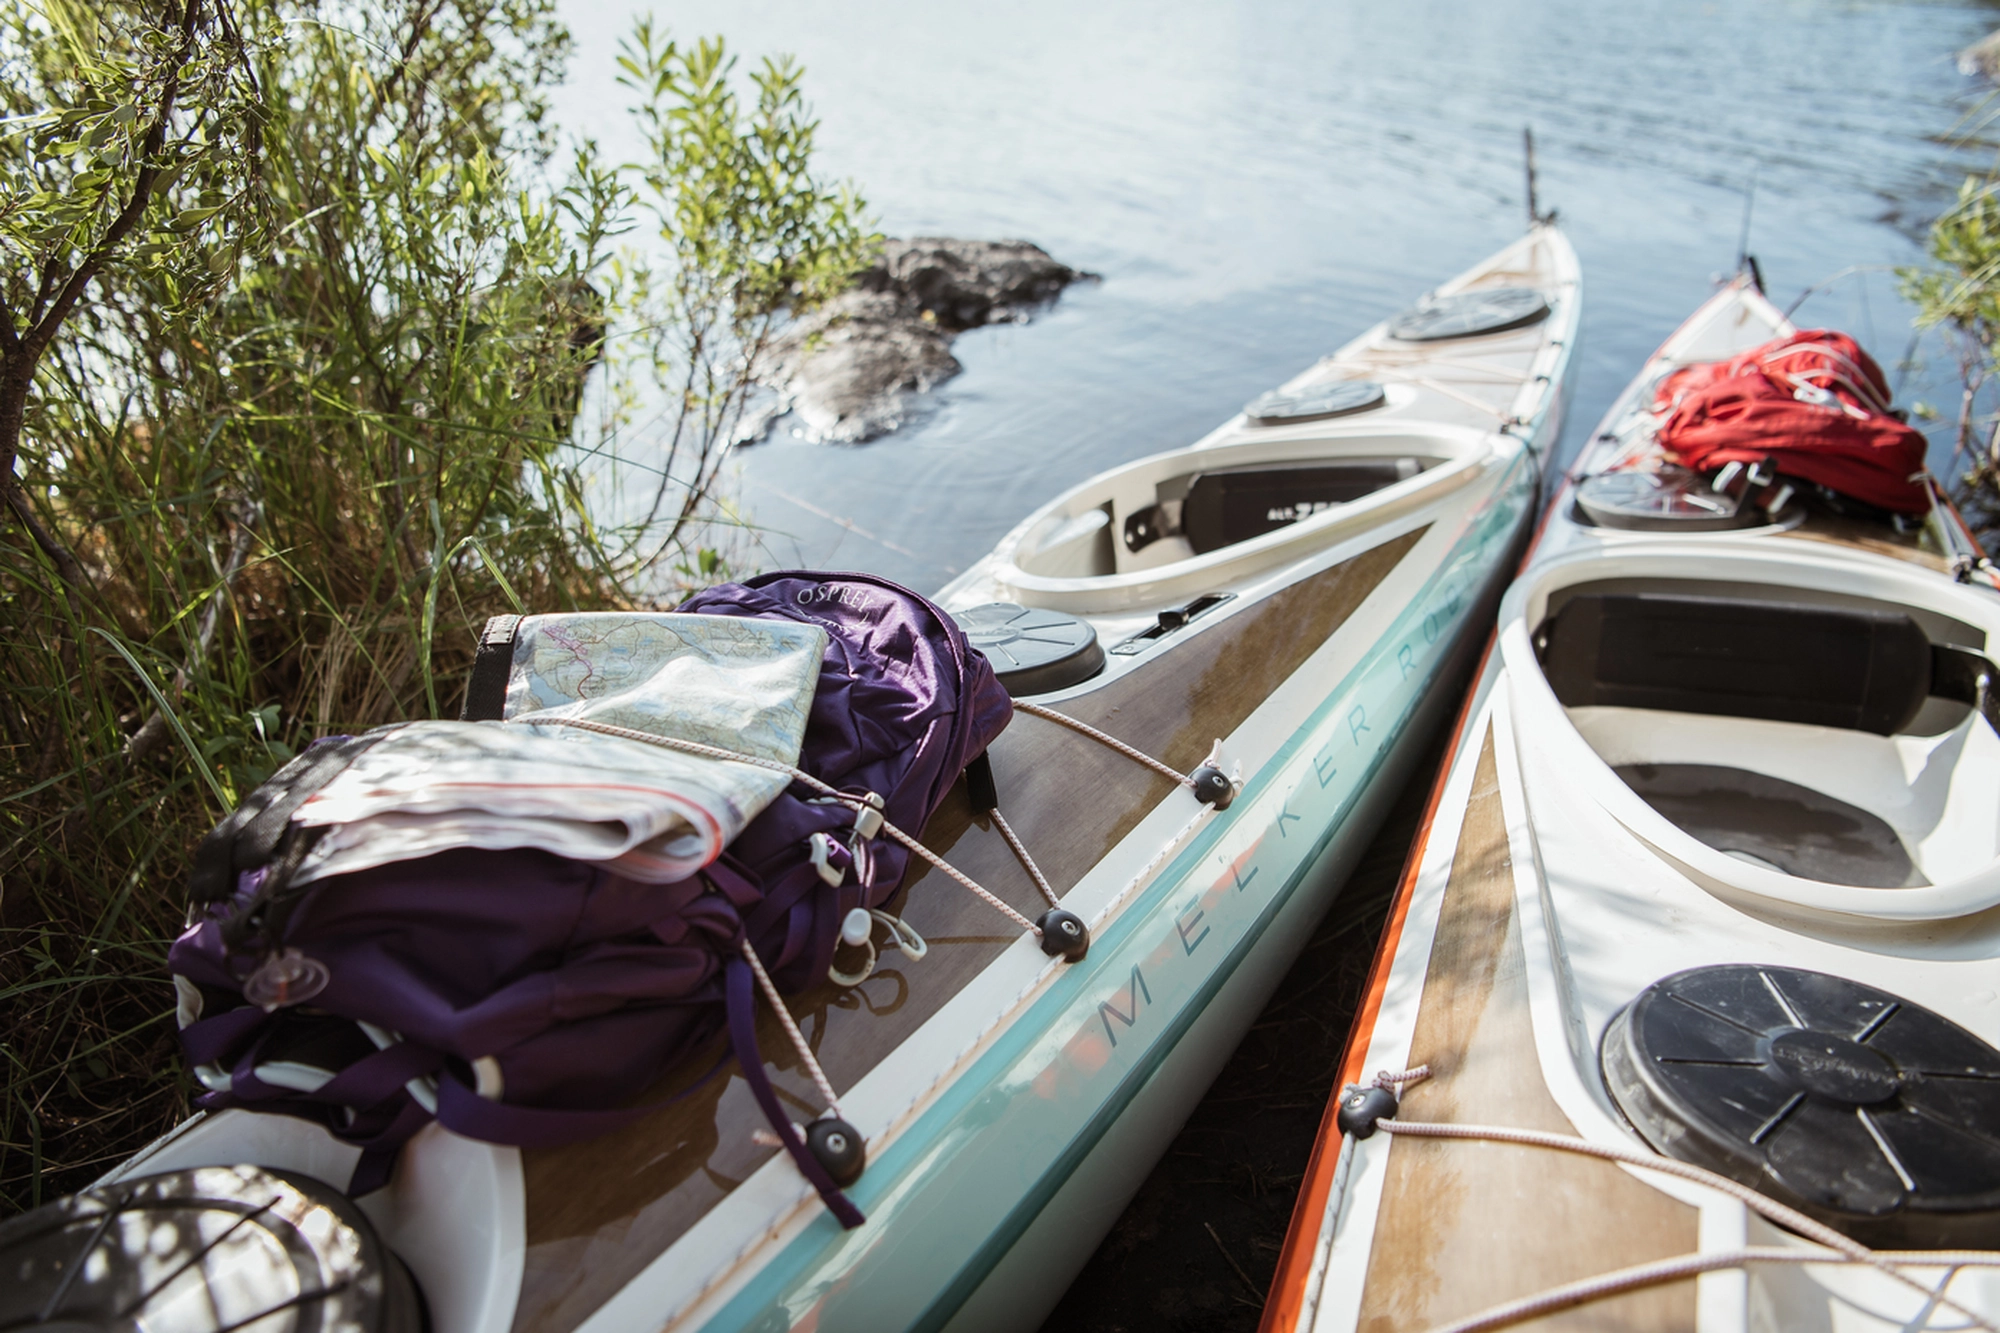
(292, 612), (826, 883)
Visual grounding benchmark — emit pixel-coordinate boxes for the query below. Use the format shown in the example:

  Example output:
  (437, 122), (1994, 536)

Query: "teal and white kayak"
(94, 225), (1579, 1333)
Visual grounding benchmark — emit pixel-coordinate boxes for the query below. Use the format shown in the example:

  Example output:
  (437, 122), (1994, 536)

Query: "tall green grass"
(0, 0), (870, 1214)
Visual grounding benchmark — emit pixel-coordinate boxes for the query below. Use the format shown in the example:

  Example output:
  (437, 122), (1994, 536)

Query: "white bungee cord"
(513, 707), (1239, 1179)
(1327, 1066), (1996, 1333)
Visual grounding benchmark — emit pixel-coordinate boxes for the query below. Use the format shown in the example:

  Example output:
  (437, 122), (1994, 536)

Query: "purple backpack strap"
(724, 958), (864, 1228)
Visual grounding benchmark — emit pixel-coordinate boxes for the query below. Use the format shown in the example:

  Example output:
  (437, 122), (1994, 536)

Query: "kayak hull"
(1269, 278), (2000, 1333)
(682, 463), (1544, 1333)
(945, 499), (1522, 1333)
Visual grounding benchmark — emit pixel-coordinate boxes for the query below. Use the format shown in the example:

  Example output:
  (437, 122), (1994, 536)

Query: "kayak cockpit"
(1504, 553), (2000, 921)
(1024, 453), (1432, 577)
(1570, 708), (1997, 889)
(982, 424), (1486, 612)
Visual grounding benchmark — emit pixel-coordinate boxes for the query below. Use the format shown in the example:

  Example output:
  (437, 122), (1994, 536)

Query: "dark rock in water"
(858, 238), (1085, 331)
(767, 238), (1090, 443)
(767, 289), (963, 445)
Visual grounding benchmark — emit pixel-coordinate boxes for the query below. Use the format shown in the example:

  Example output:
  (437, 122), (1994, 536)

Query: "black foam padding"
(958, 602), (1105, 696)
(1388, 286), (1549, 341)
(1540, 592), (1933, 735)
(1602, 964), (2000, 1248)
(1616, 763), (1926, 888)
(1243, 379), (1386, 425)
(1180, 459), (1418, 555)
(461, 612), (522, 721)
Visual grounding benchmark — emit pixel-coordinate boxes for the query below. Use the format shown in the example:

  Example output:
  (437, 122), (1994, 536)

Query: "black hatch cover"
(1602, 964), (2000, 1248)
(1244, 380), (1386, 425)
(1388, 286), (1549, 341)
(958, 602), (1105, 696)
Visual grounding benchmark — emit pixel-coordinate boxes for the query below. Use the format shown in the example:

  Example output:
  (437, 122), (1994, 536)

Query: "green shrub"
(1904, 176), (2000, 539)
(0, 0), (871, 1214)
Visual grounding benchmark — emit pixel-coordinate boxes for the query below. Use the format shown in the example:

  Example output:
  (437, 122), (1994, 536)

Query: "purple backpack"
(170, 572), (1012, 1224)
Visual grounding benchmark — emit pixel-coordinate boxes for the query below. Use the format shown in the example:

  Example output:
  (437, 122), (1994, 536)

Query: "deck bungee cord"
(1319, 364), (1524, 424)
(1320, 1067), (1998, 1333)
(513, 703), (1241, 1204)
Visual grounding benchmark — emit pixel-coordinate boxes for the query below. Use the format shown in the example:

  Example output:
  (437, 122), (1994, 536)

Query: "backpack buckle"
(852, 792), (885, 840)
(810, 832), (845, 887)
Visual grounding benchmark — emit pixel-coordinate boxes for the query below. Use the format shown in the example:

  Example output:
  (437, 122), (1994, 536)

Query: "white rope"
(1323, 353), (1535, 383)
(1373, 1118), (1995, 1333)
(1428, 1246), (1996, 1333)
(516, 715), (834, 789)
(990, 808), (1062, 909)
(519, 700), (1230, 949)
(872, 816), (1040, 934)
(1012, 700), (1195, 790)
(738, 938), (842, 1117)
(1360, 369), (1514, 421)
(1372, 1064), (1430, 1090)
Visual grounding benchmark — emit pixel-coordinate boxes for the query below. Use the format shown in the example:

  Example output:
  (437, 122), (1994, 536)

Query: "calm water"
(552, 0), (1999, 590)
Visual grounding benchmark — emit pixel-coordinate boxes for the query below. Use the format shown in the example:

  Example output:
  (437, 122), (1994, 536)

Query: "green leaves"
(0, 5), (877, 1215)
(619, 24), (874, 325)
(1902, 175), (2000, 539)
(609, 22), (877, 567)
(0, 0), (268, 332)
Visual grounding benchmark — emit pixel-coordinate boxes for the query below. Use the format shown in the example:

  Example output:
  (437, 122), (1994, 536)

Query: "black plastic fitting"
(1036, 908), (1090, 962)
(806, 1116), (866, 1186)
(1335, 1085), (1399, 1140)
(1190, 763), (1235, 810)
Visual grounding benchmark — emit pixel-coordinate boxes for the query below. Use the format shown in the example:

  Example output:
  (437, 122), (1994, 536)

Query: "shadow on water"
(1038, 694), (1461, 1331)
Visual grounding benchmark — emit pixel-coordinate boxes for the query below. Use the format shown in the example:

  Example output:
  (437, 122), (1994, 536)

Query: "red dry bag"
(1650, 329), (1930, 514)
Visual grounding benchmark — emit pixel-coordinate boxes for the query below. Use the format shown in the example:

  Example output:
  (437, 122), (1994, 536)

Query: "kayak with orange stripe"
(1264, 275), (2000, 1333)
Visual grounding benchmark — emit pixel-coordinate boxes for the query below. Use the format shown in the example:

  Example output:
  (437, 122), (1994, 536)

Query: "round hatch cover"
(1244, 380), (1386, 426)
(1575, 467), (1767, 532)
(1602, 964), (2000, 1248)
(0, 1164), (425, 1333)
(958, 602), (1105, 696)
(1388, 286), (1549, 341)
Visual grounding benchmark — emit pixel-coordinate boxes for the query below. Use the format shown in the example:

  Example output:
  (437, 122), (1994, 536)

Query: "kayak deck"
(1352, 728), (1699, 1331)
(1276, 278), (2000, 1332)
(513, 534), (1425, 1332)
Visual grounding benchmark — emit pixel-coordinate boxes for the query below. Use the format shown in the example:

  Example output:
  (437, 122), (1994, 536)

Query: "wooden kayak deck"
(1779, 508), (1949, 573)
(1353, 728), (1698, 1331)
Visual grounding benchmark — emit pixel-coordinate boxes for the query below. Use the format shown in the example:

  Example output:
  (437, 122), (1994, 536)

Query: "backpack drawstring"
(829, 908), (928, 987)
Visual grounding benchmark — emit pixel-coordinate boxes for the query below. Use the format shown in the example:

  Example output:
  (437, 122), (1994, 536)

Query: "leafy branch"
(0, 0), (265, 589)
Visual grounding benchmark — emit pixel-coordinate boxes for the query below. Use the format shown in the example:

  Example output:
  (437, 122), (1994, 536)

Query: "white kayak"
(1267, 275), (2000, 1333)
(75, 226), (1580, 1333)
